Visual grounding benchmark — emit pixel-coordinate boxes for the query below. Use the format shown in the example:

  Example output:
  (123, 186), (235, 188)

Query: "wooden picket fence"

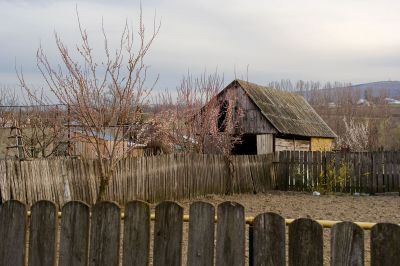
(0, 200), (399, 266)
(275, 151), (400, 194)
(0, 154), (274, 206)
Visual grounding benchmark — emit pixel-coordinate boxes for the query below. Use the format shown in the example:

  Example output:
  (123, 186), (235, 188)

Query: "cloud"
(1, 0), (400, 90)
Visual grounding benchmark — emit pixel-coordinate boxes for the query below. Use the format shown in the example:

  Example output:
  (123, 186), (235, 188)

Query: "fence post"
(187, 201), (215, 266)
(252, 212), (285, 266)
(289, 218), (323, 266)
(216, 201), (245, 266)
(59, 201), (90, 266)
(153, 201), (183, 266)
(28, 200), (58, 266)
(331, 222), (364, 266)
(89, 201), (121, 266)
(371, 153), (376, 194)
(122, 201), (150, 266)
(0, 200), (27, 266)
(371, 223), (400, 266)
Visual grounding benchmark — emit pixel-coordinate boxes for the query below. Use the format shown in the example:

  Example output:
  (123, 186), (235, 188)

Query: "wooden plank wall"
(256, 134), (273, 154)
(0, 200), (399, 265)
(0, 154), (274, 206)
(275, 151), (400, 194)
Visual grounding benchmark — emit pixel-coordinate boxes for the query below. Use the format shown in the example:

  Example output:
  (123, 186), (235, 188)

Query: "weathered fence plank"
(153, 201), (183, 266)
(89, 201), (121, 266)
(28, 200), (58, 266)
(371, 223), (400, 266)
(59, 201), (90, 266)
(122, 200), (150, 266)
(289, 218), (323, 266)
(252, 212), (286, 266)
(2, 151), (400, 205)
(0, 200), (27, 266)
(312, 152), (319, 190)
(331, 222), (364, 266)
(216, 201), (245, 266)
(187, 201), (215, 266)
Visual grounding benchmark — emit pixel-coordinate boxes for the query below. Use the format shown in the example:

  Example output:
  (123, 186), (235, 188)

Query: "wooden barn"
(204, 79), (337, 154)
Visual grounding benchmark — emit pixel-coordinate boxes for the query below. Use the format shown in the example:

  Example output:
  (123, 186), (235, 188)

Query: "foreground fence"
(275, 151), (400, 194)
(0, 200), (399, 266)
(0, 154), (274, 206)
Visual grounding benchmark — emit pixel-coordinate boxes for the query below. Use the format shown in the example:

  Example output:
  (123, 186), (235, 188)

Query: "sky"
(1, 0), (400, 94)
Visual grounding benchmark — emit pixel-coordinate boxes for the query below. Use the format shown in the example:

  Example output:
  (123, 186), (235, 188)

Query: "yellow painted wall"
(311, 137), (334, 151)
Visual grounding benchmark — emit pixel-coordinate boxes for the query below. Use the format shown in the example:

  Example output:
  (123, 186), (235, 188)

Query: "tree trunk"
(224, 155), (234, 195)
(96, 165), (113, 202)
(96, 176), (109, 202)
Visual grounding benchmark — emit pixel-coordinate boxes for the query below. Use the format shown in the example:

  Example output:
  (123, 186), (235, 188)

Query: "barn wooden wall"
(310, 137), (334, 151)
(256, 134), (273, 154)
(275, 138), (310, 152)
(218, 85), (277, 134)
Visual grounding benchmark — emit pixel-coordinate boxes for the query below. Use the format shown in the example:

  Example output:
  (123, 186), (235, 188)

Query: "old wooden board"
(0, 200), (27, 266)
(59, 201), (90, 266)
(216, 201), (245, 266)
(153, 201), (183, 266)
(122, 200), (150, 266)
(331, 222), (364, 266)
(187, 201), (215, 266)
(28, 200), (58, 266)
(289, 218), (323, 266)
(252, 212), (285, 266)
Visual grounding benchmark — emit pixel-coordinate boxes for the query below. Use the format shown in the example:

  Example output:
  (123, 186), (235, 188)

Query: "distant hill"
(350, 81), (400, 99)
(298, 81), (400, 102)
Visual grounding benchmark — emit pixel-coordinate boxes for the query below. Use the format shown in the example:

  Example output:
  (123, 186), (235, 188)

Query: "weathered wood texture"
(0, 200), (27, 266)
(0, 154), (275, 206)
(59, 201), (90, 266)
(223, 84), (278, 135)
(276, 151), (400, 194)
(28, 200), (58, 266)
(122, 201), (150, 266)
(89, 201), (121, 266)
(275, 138), (311, 152)
(331, 222), (364, 266)
(216, 201), (245, 266)
(0, 199), (399, 265)
(153, 201), (183, 266)
(252, 212), (286, 266)
(187, 201), (215, 266)
(289, 218), (323, 266)
(256, 134), (274, 154)
(371, 223), (400, 266)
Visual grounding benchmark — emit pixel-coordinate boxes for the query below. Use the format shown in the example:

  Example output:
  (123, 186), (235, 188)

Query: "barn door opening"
(232, 134), (257, 155)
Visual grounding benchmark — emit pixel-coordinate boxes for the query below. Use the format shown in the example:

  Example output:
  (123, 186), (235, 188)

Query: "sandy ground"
(148, 191), (400, 266)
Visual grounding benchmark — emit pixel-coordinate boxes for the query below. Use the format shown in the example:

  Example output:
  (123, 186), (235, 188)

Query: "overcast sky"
(1, 0), (400, 92)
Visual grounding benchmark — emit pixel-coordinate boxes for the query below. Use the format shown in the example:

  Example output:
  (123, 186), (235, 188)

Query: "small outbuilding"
(204, 79), (337, 154)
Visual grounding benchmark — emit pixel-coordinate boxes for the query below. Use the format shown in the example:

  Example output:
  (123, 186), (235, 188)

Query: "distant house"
(203, 79), (337, 154)
(357, 98), (370, 106)
(71, 131), (146, 159)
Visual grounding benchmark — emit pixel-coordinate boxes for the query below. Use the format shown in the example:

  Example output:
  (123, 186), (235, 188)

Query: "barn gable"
(234, 80), (337, 138)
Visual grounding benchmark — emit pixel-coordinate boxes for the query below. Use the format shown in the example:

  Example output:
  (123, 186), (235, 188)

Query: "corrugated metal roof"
(235, 79), (337, 138)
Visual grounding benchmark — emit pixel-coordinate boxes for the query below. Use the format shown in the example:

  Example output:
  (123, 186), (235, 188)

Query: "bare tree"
(336, 117), (369, 151)
(155, 71), (223, 153)
(21, 104), (66, 158)
(0, 86), (18, 127)
(18, 7), (161, 201)
(156, 73), (242, 194)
